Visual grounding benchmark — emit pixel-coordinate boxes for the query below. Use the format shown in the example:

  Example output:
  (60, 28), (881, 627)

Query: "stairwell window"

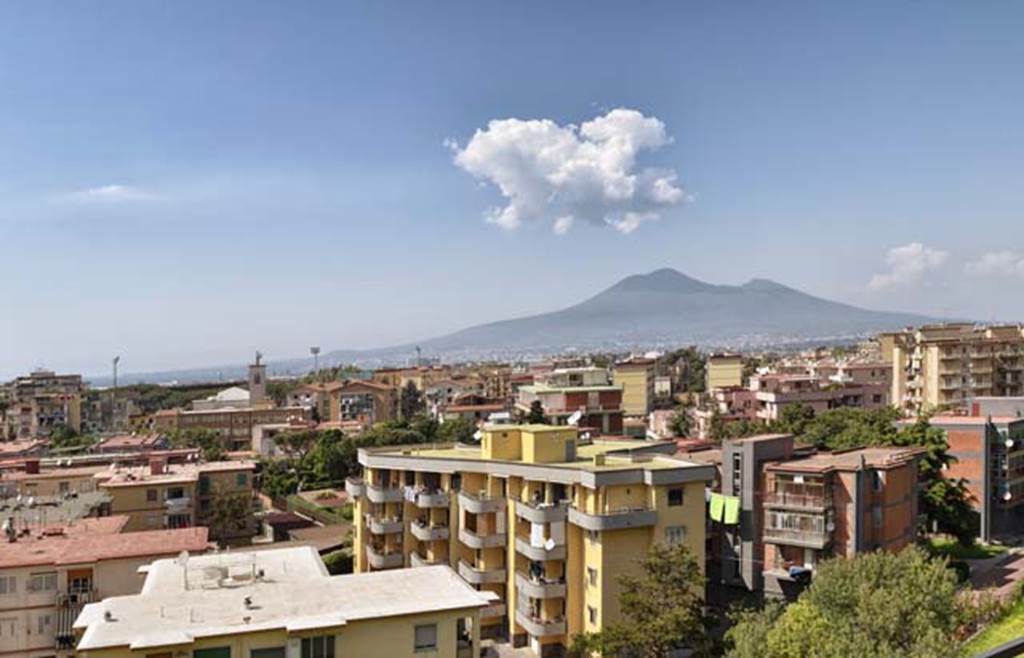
(587, 567), (598, 587)
(414, 624), (437, 652)
(668, 488), (684, 507)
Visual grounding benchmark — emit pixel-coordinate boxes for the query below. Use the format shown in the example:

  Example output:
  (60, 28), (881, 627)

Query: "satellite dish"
(473, 430), (483, 441)
(567, 410), (583, 426)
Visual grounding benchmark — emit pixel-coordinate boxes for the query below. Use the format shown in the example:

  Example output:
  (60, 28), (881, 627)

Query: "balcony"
(480, 602), (507, 620)
(416, 489), (450, 508)
(366, 514), (404, 535)
(411, 520), (449, 541)
(366, 482), (403, 503)
(763, 526), (831, 549)
(568, 505), (657, 531)
(459, 527), (506, 549)
(458, 559), (506, 584)
(763, 492), (831, 512)
(514, 535), (567, 561)
(515, 608), (566, 637)
(458, 490), (506, 514)
(515, 571), (566, 599)
(56, 589), (97, 650)
(344, 476), (365, 498)
(410, 552), (446, 568)
(514, 500), (568, 524)
(366, 545), (404, 569)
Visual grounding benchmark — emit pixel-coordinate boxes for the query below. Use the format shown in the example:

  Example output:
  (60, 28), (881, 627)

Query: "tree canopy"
(725, 548), (965, 658)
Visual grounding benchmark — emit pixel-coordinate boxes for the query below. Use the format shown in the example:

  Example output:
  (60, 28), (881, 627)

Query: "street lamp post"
(310, 346), (320, 377)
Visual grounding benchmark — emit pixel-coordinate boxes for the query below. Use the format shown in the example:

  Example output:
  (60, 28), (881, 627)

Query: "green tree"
(206, 485), (252, 546)
(724, 602), (784, 658)
(399, 381), (424, 419)
(725, 548), (964, 658)
(437, 416), (477, 444)
(773, 402), (816, 436)
(668, 407), (692, 437)
(525, 400), (547, 424)
(569, 543), (711, 658)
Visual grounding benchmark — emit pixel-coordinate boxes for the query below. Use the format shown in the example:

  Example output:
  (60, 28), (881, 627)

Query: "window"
(0, 618), (15, 638)
(668, 488), (684, 507)
(236, 473), (248, 487)
(872, 470), (884, 492)
(301, 636), (335, 658)
(167, 487), (185, 500)
(587, 529), (599, 544)
(588, 606), (598, 625)
(587, 567), (598, 587)
(0, 576), (16, 595)
(147, 489), (158, 502)
(28, 573), (57, 592)
(36, 614), (51, 634)
(414, 624), (437, 652)
(250, 648), (286, 658)
(665, 526), (685, 545)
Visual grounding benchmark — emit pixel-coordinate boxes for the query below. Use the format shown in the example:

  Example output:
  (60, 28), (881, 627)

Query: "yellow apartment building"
(96, 459), (258, 543)
(345, 424), (714, 657)
(0, 516), (209, 658)
(888, 324), (1024, 414)
(613, 358), (656, 417)
(705, 354), (744, 391)
(72, 546), (493, 658)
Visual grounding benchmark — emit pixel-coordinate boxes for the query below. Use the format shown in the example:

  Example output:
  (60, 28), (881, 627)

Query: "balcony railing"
(366, 545), (403, 569)
(514, 536), (567, 561)
(411, 520), (449, 541)
(410, 552), (446, 568)
(415, 489), (450, 508)
(763, 526), (831, 549)
(458, 559), (506, 584)
(366, 482), (403, 503)
(480, 602), (507, 619)
(458, 490), (506, 514)
(515, 607), (566, 637)
(515, 571), (566, 599)
(514, 500), (568, 523)
(344, 476), (365, 498)
(365, 514), (404, 535)
(567, 505), (657, 531)
(459, 526), (506, 549)
(763, 492), (831, 511)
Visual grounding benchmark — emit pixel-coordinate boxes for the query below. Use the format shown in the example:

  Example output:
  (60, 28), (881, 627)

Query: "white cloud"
(965, 251), (1024, 278)
(70, 184), (154, 202)
(868, 242), (949, 291)
(448, 108), (687, 234)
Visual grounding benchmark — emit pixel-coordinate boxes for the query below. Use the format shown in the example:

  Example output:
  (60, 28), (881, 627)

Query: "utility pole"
(112, 356), (120, 390)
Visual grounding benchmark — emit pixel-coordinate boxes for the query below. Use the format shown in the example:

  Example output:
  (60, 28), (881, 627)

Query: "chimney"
(24, 459), (40, 475)
(149, 458), (166, 476)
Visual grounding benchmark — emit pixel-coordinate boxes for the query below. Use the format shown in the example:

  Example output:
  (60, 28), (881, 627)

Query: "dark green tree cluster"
(664, 346), (707, 393)
(569, 543), (712, 658)
(525, 399), (547, 424)
(725, 548), (966, 658)
(168, 428), (226, 461)
(47, 424), (98, 451)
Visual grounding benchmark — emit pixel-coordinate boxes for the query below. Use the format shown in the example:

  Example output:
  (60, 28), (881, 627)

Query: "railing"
(410, 552), (446, 568)
(457, 559), (506, 584)
(344, 476), (365, 498)
(515, 500), (568, 523)
(411, 520), (449, 541)
(763, 492), (830, 511)
(459, 526), (506, 549)
(515, 571), (566, 599)
(480, 602), (507, 619)
(457, 490), (506, 514)
(514, 607), (566, 637)
(514, 536), (567, 561)
(567, 505), (657, 531)
(415, 489), (450, 508)
(366, 482), (403, 503)
(365, 514), (404, 535)
(763, 526), (830, 548)
(366, 545), (403, 569)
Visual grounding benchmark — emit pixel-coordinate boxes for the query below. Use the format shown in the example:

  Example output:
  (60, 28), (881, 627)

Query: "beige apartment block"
(0, 516), (208, 658)
(613, 358), (656, 417)
(888, 324), (1024, 414)
(706, 354), (744, 391)
(72, 546), (493, 658)
(345, 424), (713, 658)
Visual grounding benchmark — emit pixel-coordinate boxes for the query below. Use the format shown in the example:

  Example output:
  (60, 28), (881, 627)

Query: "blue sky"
(2, 1), (1023, 377)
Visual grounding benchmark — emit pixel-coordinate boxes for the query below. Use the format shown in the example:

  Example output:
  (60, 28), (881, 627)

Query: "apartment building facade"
(346, 425), (713, 658)
(515, 368), (624, 434)
(888, 324), (1024, 414)
(2, 371), (84, 440)
(613, 358), (656, 417)
(72, 546), (493, 658)
(153, 406), (311, 451)
(924, 415), (1024, 541)
(0, 516), (208, 658)
(749, 373), (889, 422)
(96, 459), (259, 544)
(706, 354), (744, 391)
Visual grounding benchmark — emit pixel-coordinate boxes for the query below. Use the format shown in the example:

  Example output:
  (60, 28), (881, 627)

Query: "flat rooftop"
(926, 415), (1024, 426)
(0, 490), (112, 526)
(99, 460), (255, 488)
(74, 546), (493, 651)
(766, 446), (922, 473)
(0, 516), (208, 569)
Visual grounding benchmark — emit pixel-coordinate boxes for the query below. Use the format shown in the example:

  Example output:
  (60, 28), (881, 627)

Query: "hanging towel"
(709, 493), (725, 522)
(531, 521), (546, 547)
(550, 521), (566, 545)
(723, 496), (740, 525)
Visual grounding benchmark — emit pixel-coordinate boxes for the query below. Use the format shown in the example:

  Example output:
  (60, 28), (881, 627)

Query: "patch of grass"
(963, 597), (1024, 655)
(928, 537), (1008, 561)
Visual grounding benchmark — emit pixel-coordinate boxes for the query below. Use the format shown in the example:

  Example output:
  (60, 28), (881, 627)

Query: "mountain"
(387, 268), (938, 355)
(103, 269), (941, 385)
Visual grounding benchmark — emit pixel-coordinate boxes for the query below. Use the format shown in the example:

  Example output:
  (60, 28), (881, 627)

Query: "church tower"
(248, 351), (267, 404)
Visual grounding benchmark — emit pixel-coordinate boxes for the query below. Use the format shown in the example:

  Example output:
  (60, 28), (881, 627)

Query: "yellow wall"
(520, 428), (576, 464)
(614, 367), (653, 417)
(706, 357), (744, 390)
(482, 428), (523, 461)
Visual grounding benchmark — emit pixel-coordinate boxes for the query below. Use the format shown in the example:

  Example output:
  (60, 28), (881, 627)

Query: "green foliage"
(525, 399), (547, 424)
(962, 595), (1024, 655)
(666, 346), (706, 393)
(708, 410), (769, 441)
(668, 407), (692, 437)
(399, 381), (424, 419)
(48, 424), (97, 451)
(927, 537), (1006, 561)
(798, 406), (903, 450)
(723, 602), (784, 658)
(206, 486), (252, 546)
(569, 543), (711, 658)
(726, 548), (964, 658)
(321, 545), (354, 576)
(437, 416), (477, 444)
(115, 383), (225, 414)
(169, 428), (225, 461)
(773, 402), (817, 436)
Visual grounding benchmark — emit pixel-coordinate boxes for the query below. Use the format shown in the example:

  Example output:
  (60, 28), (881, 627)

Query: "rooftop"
(765, 446), (922, 473)
(0, 517), (208, 569)
(926, 415), (1024, 426)
(98, 460), (255, 488)
(74, 546), (493, 651)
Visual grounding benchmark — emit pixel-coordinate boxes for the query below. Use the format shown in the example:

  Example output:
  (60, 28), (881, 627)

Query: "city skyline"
(3, 1), (1024, 376)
